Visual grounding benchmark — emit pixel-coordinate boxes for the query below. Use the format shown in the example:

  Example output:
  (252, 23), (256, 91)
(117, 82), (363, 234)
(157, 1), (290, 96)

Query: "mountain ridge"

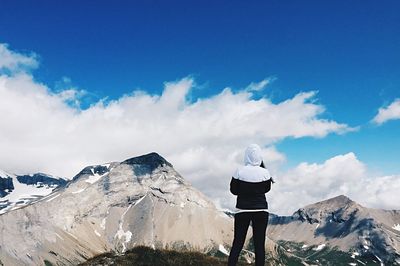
(0, 153), (399, 265)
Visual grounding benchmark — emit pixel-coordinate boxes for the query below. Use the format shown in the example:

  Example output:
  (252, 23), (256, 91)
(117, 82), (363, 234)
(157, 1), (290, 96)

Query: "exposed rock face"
(16, 173), (67, 187)
(0, 153), (234, 266)
(0, 176), (14, 197)
(123, 152), (173, 173)
(268, 195), (400, 264)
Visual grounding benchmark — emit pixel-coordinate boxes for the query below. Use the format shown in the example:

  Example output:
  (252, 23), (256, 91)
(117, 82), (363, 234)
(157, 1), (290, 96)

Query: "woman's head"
(244, 144), (263, 166)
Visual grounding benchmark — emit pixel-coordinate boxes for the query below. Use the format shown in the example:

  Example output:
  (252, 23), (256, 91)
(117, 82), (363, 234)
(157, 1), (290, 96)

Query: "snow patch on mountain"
(86, 170), (107, 184)
(377, 257), (384, 266)
(1, 175), (61, 214)
(115, 204), (134, 252)
(0, 169), (13, 178)
(314, 244), (326, 251)
(100, 217), (107, 230)
(46, 193), (61, 202)
(219, 244), (229, 255)
(72, 188), (86, 194)
(351, 251), (360, 259)
(94, 230), (101, 237)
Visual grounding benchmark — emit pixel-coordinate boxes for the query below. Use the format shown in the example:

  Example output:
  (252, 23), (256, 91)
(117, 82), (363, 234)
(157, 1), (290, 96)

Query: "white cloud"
(372, 99), (400, 125)
(268, 153), (400, 214)
(244, 76), (276, 92)
(0, 43), (38, 73)
(57, 88), (87, 108)
(0, 67), (351, 177)
(2, 43), (379, 215)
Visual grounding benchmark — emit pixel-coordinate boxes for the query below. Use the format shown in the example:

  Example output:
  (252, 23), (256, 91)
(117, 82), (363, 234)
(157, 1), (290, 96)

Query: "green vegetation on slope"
(78, 241), (387, 266)
(78, 246), (249, 266)
(276, 241), (384, 266)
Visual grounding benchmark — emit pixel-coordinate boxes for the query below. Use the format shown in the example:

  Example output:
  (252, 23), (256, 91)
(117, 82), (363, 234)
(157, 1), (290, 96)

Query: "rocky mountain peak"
(320, 194), (354, 205)
(291, 195), (359, 225)
(302, 194), (357, 213)
(122, 152), (173, 176)
(123, 152), (172, 168)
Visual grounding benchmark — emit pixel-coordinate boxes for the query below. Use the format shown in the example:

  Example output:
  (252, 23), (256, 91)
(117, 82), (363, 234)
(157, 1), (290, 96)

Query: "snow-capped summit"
(0, 170), (67, 214)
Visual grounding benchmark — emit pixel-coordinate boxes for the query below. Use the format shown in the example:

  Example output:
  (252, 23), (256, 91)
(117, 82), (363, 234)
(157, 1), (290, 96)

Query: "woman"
(228, 144), (274, 266)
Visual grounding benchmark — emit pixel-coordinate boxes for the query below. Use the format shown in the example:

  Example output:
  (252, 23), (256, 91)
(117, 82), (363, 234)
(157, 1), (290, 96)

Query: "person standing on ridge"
(228, 144), (274, 266)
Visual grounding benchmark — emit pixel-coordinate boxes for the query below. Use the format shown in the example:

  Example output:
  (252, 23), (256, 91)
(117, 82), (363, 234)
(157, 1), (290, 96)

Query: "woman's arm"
(264, 179), (271, 193)
(230, 177), (239, 195)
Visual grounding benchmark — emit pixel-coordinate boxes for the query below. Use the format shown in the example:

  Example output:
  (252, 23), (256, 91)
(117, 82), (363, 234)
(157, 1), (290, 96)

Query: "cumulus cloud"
(268, 153), (400, 214)
(1, 43), (379, 214)
(372, 99), (400, 125)
(0, 43), (38, 73)
(0, 72), (348, 172)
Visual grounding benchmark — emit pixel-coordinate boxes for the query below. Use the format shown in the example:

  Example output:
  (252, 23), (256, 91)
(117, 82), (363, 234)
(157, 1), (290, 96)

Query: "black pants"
(228, 211), (269, 266)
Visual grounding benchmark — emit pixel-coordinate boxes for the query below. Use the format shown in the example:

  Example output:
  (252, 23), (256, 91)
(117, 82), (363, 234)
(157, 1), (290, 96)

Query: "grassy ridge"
(77, 241), (386, 265)
(78, 246), (249, 266)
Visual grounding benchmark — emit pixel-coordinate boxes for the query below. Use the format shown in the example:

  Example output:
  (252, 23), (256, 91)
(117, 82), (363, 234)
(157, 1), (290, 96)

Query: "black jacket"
(230, 177), (271, 209)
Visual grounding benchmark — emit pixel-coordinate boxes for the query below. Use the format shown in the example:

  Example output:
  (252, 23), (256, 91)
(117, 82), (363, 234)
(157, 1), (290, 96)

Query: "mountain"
(1, 153), (399, 266)
(0, 169), (67, 215)
(267, 195), (400, 265)
(0, 153), (235, 266)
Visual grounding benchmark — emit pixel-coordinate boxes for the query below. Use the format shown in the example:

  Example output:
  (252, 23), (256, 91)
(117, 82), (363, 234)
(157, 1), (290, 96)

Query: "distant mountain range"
(0, 170), (67, 215)
(267, 195), (400, 265)
(0, 153), (399, 266)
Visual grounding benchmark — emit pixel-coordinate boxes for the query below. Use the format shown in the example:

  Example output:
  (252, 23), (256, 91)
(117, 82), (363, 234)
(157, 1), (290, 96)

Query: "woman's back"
(230, 167), (271, 210)
(230, 144), (272, 210)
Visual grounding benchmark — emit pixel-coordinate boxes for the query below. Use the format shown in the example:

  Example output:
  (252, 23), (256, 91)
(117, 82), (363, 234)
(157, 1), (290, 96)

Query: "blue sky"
(0, 1), (399, 211)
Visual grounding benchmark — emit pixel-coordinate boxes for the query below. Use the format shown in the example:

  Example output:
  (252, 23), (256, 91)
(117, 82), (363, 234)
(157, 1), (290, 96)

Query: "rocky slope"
(0, 153), (235, 266)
